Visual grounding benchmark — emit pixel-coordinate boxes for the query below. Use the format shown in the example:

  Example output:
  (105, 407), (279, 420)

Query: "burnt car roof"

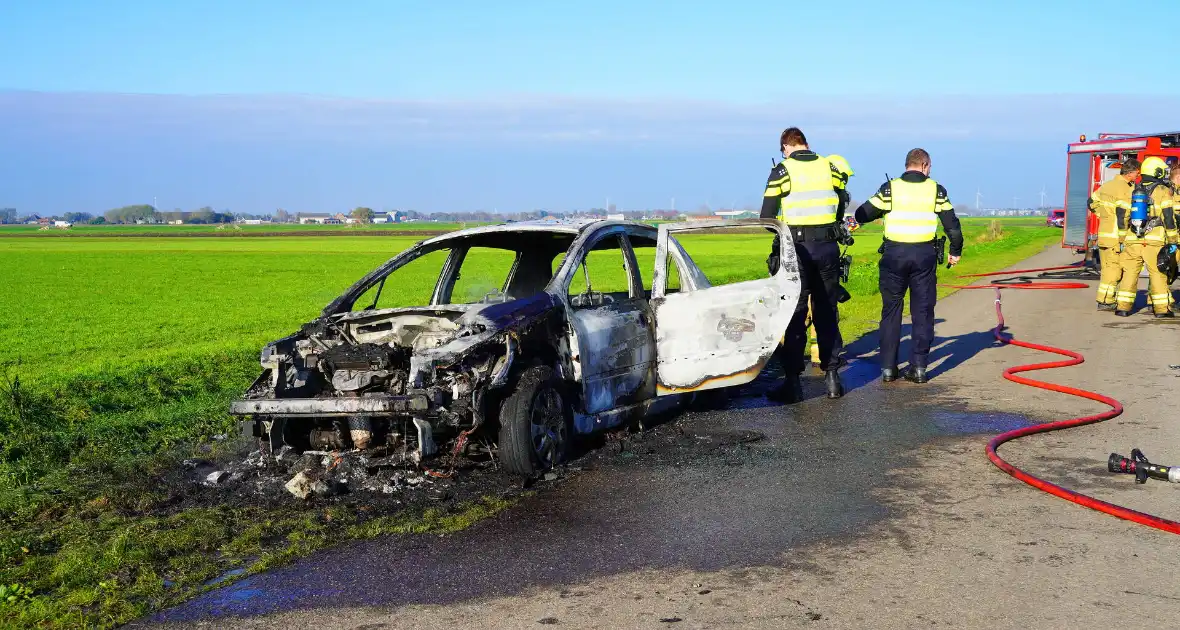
(418, 218), (654, 248)
(322, 219), (658, 315)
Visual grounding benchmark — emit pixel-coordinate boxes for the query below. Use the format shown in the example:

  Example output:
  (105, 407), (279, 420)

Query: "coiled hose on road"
(942, 264), (1180, 535)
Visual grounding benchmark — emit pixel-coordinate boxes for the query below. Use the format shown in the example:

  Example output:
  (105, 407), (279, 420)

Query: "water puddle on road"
(930, 411), (1034, 435)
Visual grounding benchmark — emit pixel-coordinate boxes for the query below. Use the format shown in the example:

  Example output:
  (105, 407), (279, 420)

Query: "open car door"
(650, 219), (800, 394)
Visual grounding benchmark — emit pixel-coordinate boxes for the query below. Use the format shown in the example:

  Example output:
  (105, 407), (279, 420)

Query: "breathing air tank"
(1131, 186), (1149, 236)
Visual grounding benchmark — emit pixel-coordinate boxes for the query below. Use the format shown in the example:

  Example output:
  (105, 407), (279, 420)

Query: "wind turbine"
(975, 188), (982, 212)
(1039, 186), (1047, 209)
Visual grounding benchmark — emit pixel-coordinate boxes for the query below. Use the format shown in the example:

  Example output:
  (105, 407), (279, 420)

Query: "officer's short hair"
(905, 148), (931, 168)
(780, 127), (808, 148)
(1121, 158), (1141, 175)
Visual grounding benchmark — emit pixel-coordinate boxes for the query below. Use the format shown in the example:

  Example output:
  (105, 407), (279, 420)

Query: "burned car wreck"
(231, 218), (801, 475)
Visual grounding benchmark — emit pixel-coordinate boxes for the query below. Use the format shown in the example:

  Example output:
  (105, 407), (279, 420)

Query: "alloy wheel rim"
(529, 388), (565, 467)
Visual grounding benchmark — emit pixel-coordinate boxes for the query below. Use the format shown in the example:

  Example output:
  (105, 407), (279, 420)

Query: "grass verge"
(0, 492), (515, 628)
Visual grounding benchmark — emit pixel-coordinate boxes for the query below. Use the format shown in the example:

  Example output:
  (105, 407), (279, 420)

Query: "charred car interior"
(231, 218), (801, 475)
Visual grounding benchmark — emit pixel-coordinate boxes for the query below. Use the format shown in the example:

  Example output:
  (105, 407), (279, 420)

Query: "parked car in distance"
(1047, 209), (1065, 228)
(229, 218), (802, 475)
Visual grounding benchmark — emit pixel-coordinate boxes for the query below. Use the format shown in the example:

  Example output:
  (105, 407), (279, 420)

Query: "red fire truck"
(1063, 132), (1180, 262)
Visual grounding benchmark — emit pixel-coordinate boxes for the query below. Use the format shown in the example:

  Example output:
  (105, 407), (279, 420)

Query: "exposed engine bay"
(234, 302), (533, 465)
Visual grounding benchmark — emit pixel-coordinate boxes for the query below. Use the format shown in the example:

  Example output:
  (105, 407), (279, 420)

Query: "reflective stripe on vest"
(884, 178), (939, 243)
(778, 157), (839, 226)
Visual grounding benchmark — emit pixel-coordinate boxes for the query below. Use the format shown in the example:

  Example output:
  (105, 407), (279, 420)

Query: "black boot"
(1096, 302), (1116, 312)
(767, 374), (804, 404)
(1115, 309), (1131, 317)
(881, 367), (899, 383)
(903, 366), (929, 383)
(1155, 310), (1175, 319)
(825, 370), (844, 399)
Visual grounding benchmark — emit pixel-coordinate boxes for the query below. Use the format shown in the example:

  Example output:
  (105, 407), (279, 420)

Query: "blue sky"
(3, 0), (1179, 215)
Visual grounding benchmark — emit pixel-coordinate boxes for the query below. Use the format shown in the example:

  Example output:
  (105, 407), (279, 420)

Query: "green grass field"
(0, 218), (1065, 628)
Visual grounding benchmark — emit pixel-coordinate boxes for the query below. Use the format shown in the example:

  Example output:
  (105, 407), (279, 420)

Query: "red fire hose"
(942, 264), (1180, 535)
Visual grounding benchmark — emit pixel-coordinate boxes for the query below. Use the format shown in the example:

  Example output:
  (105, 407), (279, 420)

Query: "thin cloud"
(7, 90), (1177, 148)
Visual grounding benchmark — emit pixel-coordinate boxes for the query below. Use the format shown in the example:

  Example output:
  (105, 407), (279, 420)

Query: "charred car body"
(231, 218), (801, 474)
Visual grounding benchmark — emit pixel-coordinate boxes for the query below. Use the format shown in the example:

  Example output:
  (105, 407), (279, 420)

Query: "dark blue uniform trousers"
(878, 241), (938, 370)
(778, 240), (843, 374)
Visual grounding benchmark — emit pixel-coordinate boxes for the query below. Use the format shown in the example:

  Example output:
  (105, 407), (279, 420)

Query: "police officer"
(854, 148), (963, 384)
(761, 127), (848, 402)
(1089, 159), (1138, 310)
(1113, 156), (1178, 317)
(801, 155), (856, 368)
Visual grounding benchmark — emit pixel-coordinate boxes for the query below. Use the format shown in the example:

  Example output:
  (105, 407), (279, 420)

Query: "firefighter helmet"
(1158, 245), (1178, 285)
(1141, 156), (1168, 179)
(828, 154), (854, 178)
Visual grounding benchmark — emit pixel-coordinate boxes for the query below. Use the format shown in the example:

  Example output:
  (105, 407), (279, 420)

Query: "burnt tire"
(690, 387), (731, 411)
(498, 365), (571, 476)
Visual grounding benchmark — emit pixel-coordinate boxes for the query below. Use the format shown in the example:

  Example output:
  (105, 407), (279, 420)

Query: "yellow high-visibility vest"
(883, 178), (939, 243)
(778, 157), (839, 226)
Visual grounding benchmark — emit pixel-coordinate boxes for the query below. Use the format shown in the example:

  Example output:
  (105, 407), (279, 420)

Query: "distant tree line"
(1, 203), (769, 227)
(155, 207), (235, 224)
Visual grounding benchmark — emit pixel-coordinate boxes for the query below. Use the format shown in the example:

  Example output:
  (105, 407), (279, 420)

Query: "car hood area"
(231, 292), (562, 455)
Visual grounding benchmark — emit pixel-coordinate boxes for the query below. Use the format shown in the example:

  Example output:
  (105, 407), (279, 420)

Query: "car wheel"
(498, 365), (570, 475)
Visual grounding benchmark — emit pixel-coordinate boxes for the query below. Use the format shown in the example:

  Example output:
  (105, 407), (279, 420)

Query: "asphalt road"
(144, 243), (1180, 629)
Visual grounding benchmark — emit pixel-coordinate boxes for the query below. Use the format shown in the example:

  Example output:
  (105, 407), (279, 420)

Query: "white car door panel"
(650, 220), (800, 394)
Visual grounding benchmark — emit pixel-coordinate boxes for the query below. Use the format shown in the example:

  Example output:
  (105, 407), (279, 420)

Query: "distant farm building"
(297, 213), (340, 225)
(707, 210), (755, 219)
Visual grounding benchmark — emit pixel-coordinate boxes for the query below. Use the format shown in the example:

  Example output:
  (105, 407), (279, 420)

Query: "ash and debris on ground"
(179, 437), (523, 511)
(174, 406), (767, 513)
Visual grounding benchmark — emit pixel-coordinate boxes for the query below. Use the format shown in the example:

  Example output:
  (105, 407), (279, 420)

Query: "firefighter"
(1089, 159), (1139, 310)
(828, 154), (854, 189)
(1113, 156), (1178, 317)
(854, 148), (964, 384)
(1173, 163), (1180, 312)
(761, 127), (848, 402)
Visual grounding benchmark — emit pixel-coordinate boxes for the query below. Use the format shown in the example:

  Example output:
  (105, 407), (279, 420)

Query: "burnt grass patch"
(0, 357), (533, 629)
(0, 427), (528, 628)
